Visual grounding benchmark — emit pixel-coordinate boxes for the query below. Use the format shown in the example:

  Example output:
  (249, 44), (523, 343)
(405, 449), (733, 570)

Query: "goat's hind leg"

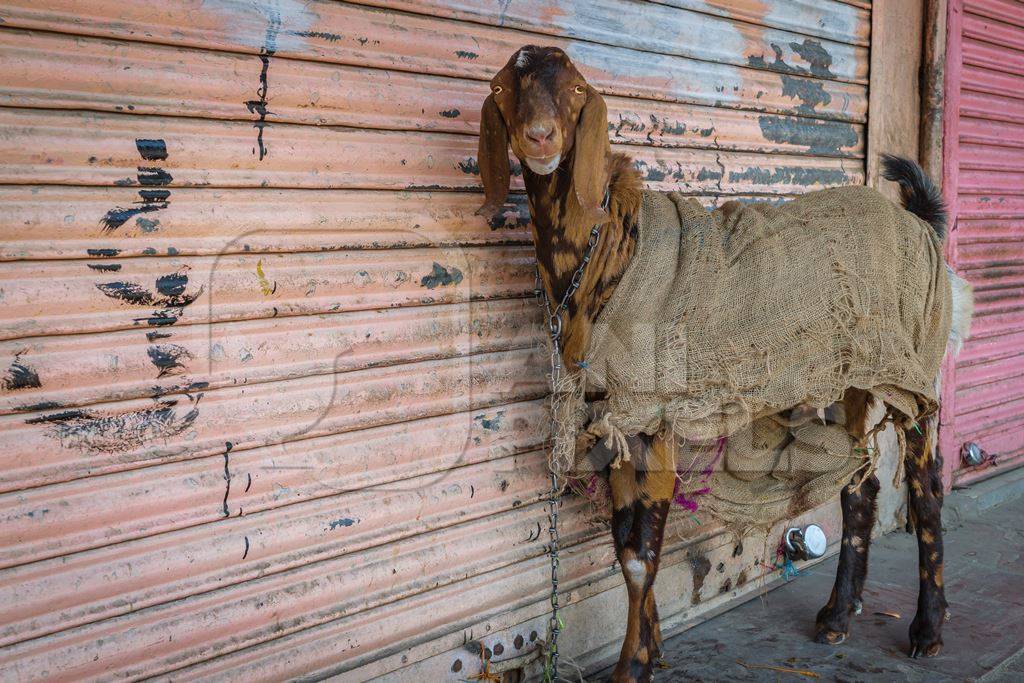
(609, 433), (674, 683)
(905, 423), (947, 657)
(815, 389), (879, 644)
(815, 474), (879, 644)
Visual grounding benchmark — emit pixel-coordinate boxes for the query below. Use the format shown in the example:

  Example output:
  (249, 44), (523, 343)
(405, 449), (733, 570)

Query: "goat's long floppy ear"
(572, 85), (610, 224)
(475, 93), (510, 217)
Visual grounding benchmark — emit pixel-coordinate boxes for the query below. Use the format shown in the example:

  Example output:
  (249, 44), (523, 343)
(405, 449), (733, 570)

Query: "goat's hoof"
(655, 656), (670, 669)
(909, 613), (944, 658)
(909, 639), (943, 658)
(611, 656), (653, 683)
(814, 628), (848, 645)
(909, 627), (943, 658)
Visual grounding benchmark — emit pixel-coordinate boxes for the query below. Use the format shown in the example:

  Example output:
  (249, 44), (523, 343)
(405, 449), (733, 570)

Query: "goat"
(476, 46), (972, 682)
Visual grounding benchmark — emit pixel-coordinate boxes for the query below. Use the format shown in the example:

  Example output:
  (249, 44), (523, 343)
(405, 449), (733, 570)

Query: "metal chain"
(534, 194), (607, 682)
(541, 224), (602, 383)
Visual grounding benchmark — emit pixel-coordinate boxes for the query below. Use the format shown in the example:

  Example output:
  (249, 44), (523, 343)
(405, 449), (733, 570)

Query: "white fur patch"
(515, 48), (531, 70)
(946, 265), (974, 359)
(524, 155), (561, 175)
(624, 558), (646, 586)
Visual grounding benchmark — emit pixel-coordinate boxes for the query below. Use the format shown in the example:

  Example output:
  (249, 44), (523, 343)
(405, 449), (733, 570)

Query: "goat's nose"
(525, 123), (555, 145)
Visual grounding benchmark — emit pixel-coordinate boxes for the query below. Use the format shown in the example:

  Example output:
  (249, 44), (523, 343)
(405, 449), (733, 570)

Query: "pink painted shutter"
(941, 0), (1024, 484)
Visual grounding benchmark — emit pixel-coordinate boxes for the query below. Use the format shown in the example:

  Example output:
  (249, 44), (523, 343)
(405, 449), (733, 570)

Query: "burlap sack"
(554, 186), (952, 526)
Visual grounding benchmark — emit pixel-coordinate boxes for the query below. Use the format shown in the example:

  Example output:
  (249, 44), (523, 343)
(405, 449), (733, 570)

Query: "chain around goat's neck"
(539, 190), (611, 382)
(534, 188), (609, 682)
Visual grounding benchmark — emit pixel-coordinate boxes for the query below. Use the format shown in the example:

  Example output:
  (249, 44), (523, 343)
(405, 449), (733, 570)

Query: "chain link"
(534, 193), (607, 682)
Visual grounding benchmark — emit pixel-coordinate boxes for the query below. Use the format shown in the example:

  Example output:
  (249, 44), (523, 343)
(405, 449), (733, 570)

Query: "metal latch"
(961, 441), (989, 467)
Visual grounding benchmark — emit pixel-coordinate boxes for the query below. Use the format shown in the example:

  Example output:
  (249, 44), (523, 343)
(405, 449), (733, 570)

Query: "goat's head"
(476, 46), (610, 224)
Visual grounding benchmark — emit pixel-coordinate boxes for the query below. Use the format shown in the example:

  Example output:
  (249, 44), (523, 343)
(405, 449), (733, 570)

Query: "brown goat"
(477, 46), (966, 682)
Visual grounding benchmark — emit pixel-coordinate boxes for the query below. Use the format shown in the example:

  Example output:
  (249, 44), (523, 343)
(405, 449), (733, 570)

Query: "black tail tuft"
(881, 154), (947, 239)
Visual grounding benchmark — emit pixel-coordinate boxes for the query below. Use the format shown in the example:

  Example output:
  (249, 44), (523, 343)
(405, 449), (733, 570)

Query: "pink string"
(673, 436), (726, 512)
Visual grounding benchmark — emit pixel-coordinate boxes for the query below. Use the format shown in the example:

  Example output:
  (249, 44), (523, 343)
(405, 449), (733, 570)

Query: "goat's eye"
(573, 85), (585, 94)
(492, 85), (503, 94)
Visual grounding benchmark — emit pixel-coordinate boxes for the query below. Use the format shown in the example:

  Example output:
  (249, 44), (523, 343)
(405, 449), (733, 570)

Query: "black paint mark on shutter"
(3, 359), (41, 391)
(245, 9), (281, 161)
(99, 142), (171, 233)
(25, 395), (202, 452)
(135, 139), (168, 161)
(147, 344), (193, 378)
(95, 268), (204, 327)
(222, 441), (234, 517)
(136, 167), (174, 186)
(420, 263), (464, 289)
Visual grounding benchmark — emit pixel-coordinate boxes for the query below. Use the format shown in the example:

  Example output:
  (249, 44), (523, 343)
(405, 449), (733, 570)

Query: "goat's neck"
(523, 152), (643, 366)
(523, 156), (595, 303)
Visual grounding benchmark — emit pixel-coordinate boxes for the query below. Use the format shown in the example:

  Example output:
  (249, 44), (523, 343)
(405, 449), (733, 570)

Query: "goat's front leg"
(905, 424), (947, 658)
(609, 433), (674, 683)
(815, 474), (879, 644)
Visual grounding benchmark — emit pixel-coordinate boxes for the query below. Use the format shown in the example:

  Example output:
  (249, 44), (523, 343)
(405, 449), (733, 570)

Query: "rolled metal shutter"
(0, 1), (869, 679)
(941, 0), (1024, 483)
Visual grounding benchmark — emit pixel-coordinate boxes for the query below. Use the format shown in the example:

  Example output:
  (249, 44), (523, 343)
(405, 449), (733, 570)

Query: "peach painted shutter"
(0, 1), (870, 679)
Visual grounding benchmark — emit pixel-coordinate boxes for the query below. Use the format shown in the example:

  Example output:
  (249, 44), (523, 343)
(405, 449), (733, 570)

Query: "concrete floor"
(595, 473), (1024, 682)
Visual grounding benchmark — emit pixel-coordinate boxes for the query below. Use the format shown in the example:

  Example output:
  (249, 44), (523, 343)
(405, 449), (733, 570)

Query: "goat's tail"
(881, 154), (947, 239)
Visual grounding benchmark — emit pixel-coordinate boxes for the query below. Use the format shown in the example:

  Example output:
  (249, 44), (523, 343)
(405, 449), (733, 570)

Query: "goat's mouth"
(523, 153), (561, 175)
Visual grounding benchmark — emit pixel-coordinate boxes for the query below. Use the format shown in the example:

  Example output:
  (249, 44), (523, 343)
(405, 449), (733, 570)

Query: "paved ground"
(596, 475), (1024, 682)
